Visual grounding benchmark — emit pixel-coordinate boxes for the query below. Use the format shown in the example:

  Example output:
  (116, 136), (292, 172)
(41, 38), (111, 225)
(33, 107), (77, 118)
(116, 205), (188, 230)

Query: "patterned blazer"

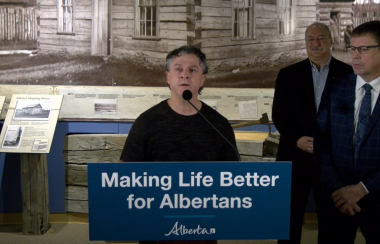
(314, 74), (380, 198)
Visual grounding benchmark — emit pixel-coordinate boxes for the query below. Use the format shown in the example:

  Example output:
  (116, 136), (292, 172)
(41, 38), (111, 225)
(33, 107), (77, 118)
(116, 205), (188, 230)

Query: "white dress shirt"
(354, 75), (380, 194)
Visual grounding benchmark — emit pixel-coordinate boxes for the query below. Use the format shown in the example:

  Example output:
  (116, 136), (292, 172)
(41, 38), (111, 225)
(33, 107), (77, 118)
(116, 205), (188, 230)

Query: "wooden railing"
(0, 7), (38, 41)
(353, 16), (380, 27)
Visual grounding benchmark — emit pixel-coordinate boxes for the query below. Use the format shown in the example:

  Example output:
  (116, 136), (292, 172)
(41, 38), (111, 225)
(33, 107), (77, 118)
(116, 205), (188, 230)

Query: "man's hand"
(296, 136), (314, 153)
(332, 184), (367, 216)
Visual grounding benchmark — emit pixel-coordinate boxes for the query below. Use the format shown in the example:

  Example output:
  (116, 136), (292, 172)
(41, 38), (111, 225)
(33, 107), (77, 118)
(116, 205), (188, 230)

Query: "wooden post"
(20, 153), (51, 235)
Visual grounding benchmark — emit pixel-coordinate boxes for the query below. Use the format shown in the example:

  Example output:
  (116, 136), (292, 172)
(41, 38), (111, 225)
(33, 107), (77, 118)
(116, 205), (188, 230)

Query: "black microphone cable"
(182, 90), (241, 162)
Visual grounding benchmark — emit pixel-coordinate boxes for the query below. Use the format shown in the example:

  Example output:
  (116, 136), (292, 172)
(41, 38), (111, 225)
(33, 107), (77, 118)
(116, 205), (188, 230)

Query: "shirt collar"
(356, 75), (380, 92)
(310, 55), (332, 72)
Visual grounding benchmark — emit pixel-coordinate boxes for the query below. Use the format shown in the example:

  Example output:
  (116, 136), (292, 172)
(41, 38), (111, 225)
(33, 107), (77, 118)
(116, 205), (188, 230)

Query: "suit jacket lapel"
(345, 75), (357, 143)
(364, 90), (380, 141)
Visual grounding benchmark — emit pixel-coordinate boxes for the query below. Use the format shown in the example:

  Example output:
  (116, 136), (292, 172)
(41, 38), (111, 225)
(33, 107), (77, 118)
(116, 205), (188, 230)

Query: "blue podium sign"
(88, 162), (291, 241)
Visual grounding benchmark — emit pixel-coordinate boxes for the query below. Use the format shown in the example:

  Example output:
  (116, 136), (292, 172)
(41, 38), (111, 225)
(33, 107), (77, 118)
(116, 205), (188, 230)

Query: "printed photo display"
(0, 95), (63, 154)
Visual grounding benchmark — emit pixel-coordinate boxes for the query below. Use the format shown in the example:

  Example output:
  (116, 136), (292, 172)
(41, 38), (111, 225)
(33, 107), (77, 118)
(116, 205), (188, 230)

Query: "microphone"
(182, 90), (241, 162)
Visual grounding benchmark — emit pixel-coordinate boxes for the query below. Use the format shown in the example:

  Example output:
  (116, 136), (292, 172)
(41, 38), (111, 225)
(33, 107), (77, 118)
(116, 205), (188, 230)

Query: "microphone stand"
(182, 90), (241, 162)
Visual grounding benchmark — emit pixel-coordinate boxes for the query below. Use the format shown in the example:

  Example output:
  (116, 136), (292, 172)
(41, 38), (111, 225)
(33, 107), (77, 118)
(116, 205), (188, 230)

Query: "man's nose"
(312, 39), (321, 45)
(181, 70), (189, 78)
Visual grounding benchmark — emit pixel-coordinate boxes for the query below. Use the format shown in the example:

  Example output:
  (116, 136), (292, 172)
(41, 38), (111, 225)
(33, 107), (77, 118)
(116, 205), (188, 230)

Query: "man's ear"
(200, 74), (207, 87)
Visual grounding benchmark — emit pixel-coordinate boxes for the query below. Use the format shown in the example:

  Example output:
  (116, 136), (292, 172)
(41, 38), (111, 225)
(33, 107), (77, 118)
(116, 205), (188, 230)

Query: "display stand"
(0, 94), (63, 235)
(20, 153), (50, 235)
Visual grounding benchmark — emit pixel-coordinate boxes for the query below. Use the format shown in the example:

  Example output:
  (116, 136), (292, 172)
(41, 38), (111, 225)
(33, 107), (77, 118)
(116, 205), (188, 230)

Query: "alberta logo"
(164, 222), (216, 236)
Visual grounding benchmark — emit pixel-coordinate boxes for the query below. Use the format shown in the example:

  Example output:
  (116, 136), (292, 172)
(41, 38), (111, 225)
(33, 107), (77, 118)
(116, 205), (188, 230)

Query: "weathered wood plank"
(113, 0), (134, 6)
(38, 43), (91, 53)
(298, 6), (316, 12)
(201, 0), (231, 8)
(40, 19), (57, 26)
(112, 5), (134, 12)
(64, 149), (123, 164)
(296, 18), (316, 28)
(112, 19), (134, 29)
(160, 22), (187, 31)
(76, 10), (92, 20)
(161, 6), (187, 13)
(65, 200), (88, 213)
(257, 0), (276, 4)
(160, 29), (190, 39)
(160, 13), (187, 22)
(297, 10), (317, 18)
(20, 154), (51, 235)
(112, 12), (134, 20)
(317, 2), (354, 8)
(201, 33), (304, 48)
(256, 3), (277, 13)
(237, 140), (263, 156)
(201, 7), (230, 17)
(256, 19), (277, 29)
(64, 134), (126, 151)
(202, 30), (230, 38)
(76, 0), (92, 6)
(203, 40), (305, 59)
(202, 16), (231, 30)
(112, 48), (170, 60)
(66, 186), (88, 200)
(39, 0), (55, 6)
(160, 0), (187, 6)
(40, 11), (57, 19)
(298, 0), (318, 6)
(256, 11), (278, 19)
(113, 36), (185, 53)
(39, 37), (91, 47)
(66, 164), (88, 186)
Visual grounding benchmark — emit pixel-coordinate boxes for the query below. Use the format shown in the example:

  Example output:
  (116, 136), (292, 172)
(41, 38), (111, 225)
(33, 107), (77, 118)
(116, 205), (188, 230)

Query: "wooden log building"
(37, 0), (319, 70)
(316, 0), (354, 44)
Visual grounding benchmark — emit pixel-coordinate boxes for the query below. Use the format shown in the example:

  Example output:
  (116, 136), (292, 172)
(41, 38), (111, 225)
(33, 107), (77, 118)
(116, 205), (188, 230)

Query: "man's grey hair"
(305, 22), (332, 40)
(165, 45), (208, 75)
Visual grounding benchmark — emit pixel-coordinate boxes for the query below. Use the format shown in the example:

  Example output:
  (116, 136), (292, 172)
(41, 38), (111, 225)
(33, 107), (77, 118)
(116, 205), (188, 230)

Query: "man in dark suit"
(272, 22), (353, 244)
(314, 21), (380, 243)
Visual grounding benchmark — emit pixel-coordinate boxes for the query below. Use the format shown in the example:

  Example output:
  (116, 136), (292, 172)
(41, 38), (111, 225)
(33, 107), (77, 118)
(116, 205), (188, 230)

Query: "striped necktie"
(355, 83), (373, 160)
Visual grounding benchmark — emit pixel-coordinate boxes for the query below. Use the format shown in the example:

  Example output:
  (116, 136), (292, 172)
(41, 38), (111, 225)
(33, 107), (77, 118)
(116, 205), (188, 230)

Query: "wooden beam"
(20, 154), (51, 235)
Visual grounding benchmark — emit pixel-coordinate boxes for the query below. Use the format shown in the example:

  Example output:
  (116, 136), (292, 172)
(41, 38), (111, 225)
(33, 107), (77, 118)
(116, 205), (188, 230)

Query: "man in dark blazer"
(314, 21), (380, 243)
(272, 22), (353, 244)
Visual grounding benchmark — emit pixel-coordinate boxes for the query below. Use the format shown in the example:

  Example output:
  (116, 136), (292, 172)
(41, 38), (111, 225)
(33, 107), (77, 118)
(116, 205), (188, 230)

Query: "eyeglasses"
(346, 45), (380, 54)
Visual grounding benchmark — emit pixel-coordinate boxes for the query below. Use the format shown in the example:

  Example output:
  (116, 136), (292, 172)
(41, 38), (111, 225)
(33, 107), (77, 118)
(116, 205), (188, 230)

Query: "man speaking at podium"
(120, 45), (239, 244)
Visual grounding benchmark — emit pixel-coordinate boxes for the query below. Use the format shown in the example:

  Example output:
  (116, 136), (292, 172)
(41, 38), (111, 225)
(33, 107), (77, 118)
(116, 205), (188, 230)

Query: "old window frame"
(232, 0), (256, 39)
(278, 0), (295, 35)
(57, 0), (74, 34)
(134, 0), (159, 39)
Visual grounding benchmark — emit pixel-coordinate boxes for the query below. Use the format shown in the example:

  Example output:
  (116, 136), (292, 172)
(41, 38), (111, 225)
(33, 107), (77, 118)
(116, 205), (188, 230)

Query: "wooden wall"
(201, 0), (317, 70)
(112, 0), (188, 61)
(36, 0), (319, 67)
(38, 0), (92, 53)
(317, 2), (354, 41)
(0, 7), (37, 41)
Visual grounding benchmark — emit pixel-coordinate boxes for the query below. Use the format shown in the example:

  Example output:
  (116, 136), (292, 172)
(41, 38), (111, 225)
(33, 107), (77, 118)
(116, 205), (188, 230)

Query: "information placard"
(0, 94), (63, 153)
(88, 162), (291, 241)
